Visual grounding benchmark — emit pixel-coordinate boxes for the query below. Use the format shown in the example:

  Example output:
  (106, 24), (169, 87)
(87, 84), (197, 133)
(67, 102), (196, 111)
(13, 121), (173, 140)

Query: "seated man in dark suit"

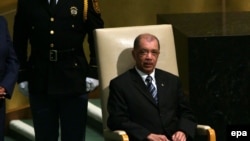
(107, 33), (197, 141)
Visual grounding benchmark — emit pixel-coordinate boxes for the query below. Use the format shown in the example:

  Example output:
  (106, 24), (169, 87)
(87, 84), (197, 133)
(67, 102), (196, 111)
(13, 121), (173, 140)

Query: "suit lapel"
(40, 0), (51, 13)
(155, 69), (169, 106)
(56, 0), (69, 9)
(42, 0), (69, 15)
(39, 0), (59, 15)
(130, 68), (159, 106)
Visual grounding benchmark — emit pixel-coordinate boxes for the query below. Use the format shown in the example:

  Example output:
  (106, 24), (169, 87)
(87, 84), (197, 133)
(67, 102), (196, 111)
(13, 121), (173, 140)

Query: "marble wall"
(157, 12), (250, 141)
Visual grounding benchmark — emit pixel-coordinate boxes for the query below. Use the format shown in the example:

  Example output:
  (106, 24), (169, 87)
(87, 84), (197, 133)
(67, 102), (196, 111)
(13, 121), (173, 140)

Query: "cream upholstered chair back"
(94, 24), (178, 130)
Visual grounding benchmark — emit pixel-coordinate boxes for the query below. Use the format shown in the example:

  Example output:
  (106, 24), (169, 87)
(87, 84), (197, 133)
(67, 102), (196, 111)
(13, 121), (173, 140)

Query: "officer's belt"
(49, 48), (76, 62)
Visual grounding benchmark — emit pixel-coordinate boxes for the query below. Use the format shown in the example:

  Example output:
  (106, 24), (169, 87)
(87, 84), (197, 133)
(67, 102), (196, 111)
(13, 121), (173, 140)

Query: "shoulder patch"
(92, 0), (101, 14)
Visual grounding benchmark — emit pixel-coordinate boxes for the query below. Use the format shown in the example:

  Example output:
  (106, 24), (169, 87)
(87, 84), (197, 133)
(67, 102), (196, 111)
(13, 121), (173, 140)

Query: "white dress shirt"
(135, 66), (157, 90)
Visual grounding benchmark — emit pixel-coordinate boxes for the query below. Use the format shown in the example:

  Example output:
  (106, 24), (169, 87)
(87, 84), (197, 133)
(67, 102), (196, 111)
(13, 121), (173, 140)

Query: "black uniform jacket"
(107, 68), (197, 141)
(13, 0), (104, 95)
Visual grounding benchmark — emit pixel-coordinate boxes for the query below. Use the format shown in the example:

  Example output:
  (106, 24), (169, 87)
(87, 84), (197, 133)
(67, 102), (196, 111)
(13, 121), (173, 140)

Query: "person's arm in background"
(85, 0), (104, 92)
(13, 0), (32, 96)
(0, 16), (19, 99)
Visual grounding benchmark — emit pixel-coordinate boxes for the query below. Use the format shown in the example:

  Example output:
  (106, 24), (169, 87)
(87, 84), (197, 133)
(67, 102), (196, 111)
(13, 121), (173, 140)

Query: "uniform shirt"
(48, 0), (58, 4)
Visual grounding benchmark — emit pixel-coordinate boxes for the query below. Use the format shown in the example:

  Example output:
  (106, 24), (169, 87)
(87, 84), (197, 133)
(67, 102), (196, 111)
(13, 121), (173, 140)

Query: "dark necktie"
(145, 75), (158, 104)
(50, 0), (56, 9)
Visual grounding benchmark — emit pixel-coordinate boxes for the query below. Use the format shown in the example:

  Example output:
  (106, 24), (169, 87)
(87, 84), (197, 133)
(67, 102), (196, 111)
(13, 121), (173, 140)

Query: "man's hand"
(86, 77), (99, 92)
(0, 86), (6, 99)
(18, 81), (29, 96)
(147, 133), (169, 141)
(172, 131), (186, 141)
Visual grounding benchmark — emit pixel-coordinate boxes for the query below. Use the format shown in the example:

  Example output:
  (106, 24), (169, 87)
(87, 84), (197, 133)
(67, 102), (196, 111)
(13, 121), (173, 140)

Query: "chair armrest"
(103, 125), (216, 141)
(103, 128), (129, 141)
(196, 124), (216, 141)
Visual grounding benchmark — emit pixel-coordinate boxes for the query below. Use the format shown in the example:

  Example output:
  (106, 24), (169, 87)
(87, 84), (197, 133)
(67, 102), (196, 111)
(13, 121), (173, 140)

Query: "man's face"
(132, 38), (160, 74)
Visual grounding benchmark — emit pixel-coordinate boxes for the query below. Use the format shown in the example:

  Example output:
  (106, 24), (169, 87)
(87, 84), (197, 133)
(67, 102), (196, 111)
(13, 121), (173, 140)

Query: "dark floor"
(5, 125), (104, 141)
(4, 99), (104, 141)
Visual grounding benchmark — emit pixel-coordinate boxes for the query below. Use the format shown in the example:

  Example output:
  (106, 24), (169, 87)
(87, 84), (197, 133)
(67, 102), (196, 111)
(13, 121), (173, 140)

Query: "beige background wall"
(1, 0), (250, 112)
(99, 0), (221, 27)
(99, 0), (250, 27)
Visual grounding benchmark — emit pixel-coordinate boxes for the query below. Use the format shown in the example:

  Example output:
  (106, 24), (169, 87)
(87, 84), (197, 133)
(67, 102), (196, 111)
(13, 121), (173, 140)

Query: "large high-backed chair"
(94, 24), (216, 141)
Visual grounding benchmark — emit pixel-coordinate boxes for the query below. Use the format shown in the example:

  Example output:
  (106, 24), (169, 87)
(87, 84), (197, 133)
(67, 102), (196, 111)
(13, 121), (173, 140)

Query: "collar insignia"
(70, 6), (78, 16)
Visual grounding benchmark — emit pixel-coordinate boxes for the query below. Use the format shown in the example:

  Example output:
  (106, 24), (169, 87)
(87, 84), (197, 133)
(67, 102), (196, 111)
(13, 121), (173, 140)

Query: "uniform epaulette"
(84, 0), (101, 21)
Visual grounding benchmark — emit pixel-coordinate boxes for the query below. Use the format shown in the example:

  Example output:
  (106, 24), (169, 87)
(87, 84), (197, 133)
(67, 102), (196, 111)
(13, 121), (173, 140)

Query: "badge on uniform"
(70, 6), (78, 16)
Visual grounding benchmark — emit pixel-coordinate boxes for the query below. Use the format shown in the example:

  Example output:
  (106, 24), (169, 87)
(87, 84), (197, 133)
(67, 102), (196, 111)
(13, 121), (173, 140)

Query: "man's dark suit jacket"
(107, 68), (197, 141)
(13, 0), (104, 96)
(0, 16), (19, 141)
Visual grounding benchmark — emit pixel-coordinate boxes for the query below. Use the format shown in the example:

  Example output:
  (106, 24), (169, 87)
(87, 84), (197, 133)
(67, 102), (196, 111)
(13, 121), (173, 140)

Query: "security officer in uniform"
(13, 0), (104, 141)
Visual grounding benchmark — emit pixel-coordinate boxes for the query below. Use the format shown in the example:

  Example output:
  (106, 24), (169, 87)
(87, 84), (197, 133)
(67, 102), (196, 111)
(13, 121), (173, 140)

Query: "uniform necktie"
(145, 75), (158, 104)
(50, 0), (56, 9)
